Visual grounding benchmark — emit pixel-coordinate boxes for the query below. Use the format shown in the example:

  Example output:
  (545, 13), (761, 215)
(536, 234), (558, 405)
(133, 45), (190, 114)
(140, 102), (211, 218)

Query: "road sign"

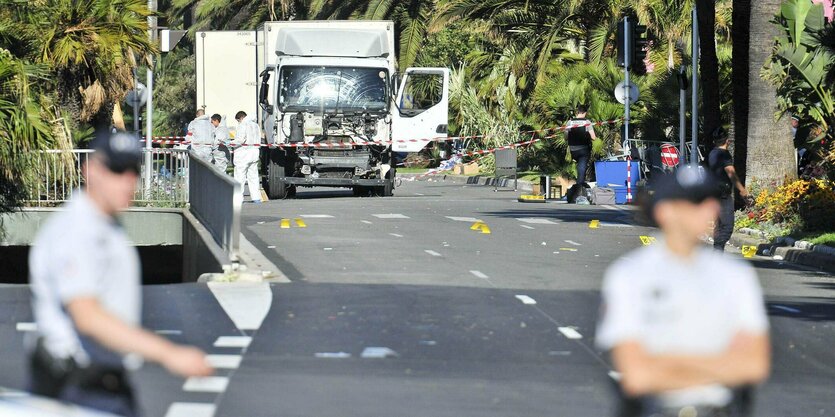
(161, 29), (187, 52)
(615, 81), (639, 104)
(125, 82), (147, 108)
(660, 143), (680, 167)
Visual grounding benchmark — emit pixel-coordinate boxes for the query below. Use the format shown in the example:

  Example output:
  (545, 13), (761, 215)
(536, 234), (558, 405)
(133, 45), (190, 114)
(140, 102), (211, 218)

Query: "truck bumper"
(280, 177), (387, 187)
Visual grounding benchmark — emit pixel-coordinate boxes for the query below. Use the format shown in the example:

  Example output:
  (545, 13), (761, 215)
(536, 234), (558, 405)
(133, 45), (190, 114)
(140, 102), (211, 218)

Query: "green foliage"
(152, 48), (196, 135)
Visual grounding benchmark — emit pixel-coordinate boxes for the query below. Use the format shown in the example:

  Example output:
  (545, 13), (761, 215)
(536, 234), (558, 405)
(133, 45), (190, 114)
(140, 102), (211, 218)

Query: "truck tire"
(267, 149), (294, 199)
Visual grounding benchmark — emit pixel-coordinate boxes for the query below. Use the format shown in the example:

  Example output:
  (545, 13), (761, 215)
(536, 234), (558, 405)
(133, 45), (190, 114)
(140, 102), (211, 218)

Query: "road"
(1, 178), (834, 416)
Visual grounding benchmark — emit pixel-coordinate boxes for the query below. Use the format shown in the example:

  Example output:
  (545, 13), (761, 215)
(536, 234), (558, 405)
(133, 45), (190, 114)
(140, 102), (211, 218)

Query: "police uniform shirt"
(596, 242), (768, 407)
(29, 190), (141, 365)
(565, 118), (595, 151)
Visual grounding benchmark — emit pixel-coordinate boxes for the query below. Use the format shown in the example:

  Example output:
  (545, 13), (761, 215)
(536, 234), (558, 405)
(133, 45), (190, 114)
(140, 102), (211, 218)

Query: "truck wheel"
(352, 186), (367, 197)
(268, 160), (288, 199)
(373, 180), (394, 197)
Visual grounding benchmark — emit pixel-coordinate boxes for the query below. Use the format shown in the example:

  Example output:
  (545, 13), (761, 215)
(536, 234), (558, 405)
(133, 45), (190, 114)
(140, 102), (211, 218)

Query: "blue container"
(611, 186), (629, 205)
(594, 161), (639, 190)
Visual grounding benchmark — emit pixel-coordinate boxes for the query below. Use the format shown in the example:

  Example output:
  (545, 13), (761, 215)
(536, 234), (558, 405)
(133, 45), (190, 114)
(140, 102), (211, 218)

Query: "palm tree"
(733, 0), (796, 186)
(12, 0), (157, 127)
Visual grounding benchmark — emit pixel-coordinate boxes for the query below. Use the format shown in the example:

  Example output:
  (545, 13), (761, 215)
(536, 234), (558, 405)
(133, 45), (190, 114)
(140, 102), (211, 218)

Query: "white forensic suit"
(212, 117), (230, 174)
(233, 115), (262, 202)
(187, 114), (214, 163)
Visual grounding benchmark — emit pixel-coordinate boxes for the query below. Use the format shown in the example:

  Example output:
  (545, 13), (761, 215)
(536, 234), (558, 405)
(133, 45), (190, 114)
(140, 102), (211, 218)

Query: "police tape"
(139, 118), (623, 149)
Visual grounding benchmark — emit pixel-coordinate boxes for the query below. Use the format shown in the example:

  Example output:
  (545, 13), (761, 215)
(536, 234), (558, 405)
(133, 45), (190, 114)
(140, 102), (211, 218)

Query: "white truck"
(196, 21), (450, 198)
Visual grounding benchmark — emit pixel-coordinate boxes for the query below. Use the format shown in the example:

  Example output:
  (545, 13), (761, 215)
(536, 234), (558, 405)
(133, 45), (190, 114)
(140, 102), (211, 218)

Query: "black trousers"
(714, 196), (735, 250)
(570, 146), (590, 184)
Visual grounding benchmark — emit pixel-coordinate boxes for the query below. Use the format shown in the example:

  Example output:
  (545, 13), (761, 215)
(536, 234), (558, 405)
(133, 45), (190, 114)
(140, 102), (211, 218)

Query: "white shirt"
(188, 115), (214, 146)
(596, 242), (768, 406)
(29, 191), (141, 365)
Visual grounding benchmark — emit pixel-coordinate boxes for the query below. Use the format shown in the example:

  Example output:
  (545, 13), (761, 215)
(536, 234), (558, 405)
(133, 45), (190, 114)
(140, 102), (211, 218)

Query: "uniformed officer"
(707, 127), (750, 251)
(596, 168), (770, 417)
(28, 130), (214, 416)
(564, 104), (597, 185)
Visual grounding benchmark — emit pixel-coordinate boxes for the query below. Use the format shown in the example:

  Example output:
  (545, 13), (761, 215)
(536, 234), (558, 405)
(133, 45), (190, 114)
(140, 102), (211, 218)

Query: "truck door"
(391, 68), (450, 153)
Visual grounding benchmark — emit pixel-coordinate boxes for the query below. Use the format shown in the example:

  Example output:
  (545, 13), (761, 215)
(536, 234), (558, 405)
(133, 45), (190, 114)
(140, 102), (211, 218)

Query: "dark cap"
(648, 167), (722, 212)
(90, 130), (142, 174)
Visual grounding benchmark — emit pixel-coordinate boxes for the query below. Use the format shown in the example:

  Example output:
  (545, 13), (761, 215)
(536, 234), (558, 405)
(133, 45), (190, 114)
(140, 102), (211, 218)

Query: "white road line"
(608, 371), (622, 381)
(361, 220), (373, 224)
(16, 322), (37, 332)
(564, 240), (582, 246)
(515, 295), (537, 305)
(361, 347), (399, 358)
(315, 352), (351, 358)
(558, 327), (583, 340)
(414, 193), (425, 196)
(182, 376), (229, 393)
(154, 330), (182, 335)
(424, 250), (442, 257)
(389, 233), (404, 238)
(469, 270), (489, 279)
(772, 305), (801, 313)
(213, 336), (252, 348)
(520, 225), (535, 230)
(445, 216), (482, 222)
(208, 282), (272, 331)
(599, 222), (634, 228)
(517, 218), (558, 224)
(205, 354), (242, 369)
(164, 402), (216, 417)
(372, 213), (410, 219)
(603, 205), (629, 212)
(299, 214), (334, 218)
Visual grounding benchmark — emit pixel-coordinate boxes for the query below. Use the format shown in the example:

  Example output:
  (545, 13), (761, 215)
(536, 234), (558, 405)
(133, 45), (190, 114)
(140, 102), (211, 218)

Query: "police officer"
(187, 109), (214, 163)
(596, 169), (770, 417)
(707, 127), (750, 251)
(210, 113), (230, 174)
(564, 104), (597, 185)
(232, 111), (262, 203)
(28, 131), (214, 416)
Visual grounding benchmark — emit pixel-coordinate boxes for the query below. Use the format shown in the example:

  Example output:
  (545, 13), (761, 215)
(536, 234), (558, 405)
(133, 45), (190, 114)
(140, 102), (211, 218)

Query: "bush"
(742, 178), (835, 233)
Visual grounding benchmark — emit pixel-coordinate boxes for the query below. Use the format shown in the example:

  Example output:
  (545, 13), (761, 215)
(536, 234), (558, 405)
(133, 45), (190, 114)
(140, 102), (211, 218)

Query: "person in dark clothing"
(565, 105), (597, 185)
(707, 127), (751, 251)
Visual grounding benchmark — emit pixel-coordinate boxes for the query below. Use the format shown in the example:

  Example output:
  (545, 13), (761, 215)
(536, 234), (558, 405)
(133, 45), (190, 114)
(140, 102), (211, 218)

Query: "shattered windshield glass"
(279, 66), (389, 114)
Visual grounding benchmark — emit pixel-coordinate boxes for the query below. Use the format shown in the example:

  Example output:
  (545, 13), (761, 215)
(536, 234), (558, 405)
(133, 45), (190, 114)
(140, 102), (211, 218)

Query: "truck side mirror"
(391, 73), (401, 97)
(259, 68), (273, 114)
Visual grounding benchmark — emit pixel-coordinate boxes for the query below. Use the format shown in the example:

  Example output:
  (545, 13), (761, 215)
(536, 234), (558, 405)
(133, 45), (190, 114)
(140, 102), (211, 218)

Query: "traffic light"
(616, 18), (627, 68)
(631, 21), (648, 75)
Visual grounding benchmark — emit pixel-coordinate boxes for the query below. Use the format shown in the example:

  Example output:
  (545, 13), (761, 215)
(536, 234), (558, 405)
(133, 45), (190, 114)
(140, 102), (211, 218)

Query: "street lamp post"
(144, 0), (157, 199)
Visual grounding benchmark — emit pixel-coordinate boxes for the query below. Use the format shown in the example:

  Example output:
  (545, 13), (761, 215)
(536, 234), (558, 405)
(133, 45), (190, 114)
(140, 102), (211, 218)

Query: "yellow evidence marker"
(294, 218), (307, 228)
(741, 245), (757, 258)
(280, 219), (291, 229)
(639, 236), (657, 246)
(589, 220), (600, 229)
(470, 221), (484, 230)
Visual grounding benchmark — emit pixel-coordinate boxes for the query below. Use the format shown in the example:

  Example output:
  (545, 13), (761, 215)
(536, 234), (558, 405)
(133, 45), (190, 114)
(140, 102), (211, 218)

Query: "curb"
(400, 173), (535, 192)
(729, 231), (835, 274)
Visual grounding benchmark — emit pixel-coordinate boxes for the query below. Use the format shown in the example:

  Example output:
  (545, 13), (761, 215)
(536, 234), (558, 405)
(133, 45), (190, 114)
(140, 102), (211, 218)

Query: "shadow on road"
(766, 298), (835, 322)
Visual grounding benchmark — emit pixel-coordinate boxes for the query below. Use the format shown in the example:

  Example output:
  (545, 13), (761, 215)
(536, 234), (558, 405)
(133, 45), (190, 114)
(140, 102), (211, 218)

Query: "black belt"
(29, 338), (133, 399)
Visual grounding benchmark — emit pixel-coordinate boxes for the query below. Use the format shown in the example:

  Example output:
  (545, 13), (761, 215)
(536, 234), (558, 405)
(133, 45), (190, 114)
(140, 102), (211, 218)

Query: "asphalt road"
(1, 178), (834, 416)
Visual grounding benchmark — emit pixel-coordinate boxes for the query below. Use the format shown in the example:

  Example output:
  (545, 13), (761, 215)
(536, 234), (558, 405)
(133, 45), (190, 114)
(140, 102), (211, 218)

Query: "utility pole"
(144, 0), (157, 197)
(691, 6), (699, 167)
(623, 16), (631, 148)
(678, 66), (687, 166)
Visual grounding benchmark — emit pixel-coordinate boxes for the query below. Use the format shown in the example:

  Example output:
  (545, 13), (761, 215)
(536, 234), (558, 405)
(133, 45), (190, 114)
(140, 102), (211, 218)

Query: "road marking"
(424, 250), (442, 257)
(772, 305), (801, 313)
(16, 322), (37, 332)
(164, 402), (216, 417)
(589, 220), (600, 228)
(154, 330), (182, 335)
(315, 352), (351, 358)
(300, 214), (334, 218)
(600, 222), (633, 228)
(608, 371), (622, 381)
(564, 240), (582, 246)
(208, 282), (272, 331)
(470, 270), (489, 279)
(558, 248), (578, 252)
(515, 295), (537, 305)
(361, 220), (373, 224)
(183, 376), (229, 393)
(267, 245), (276, 249)
(558, 327), (583, 340)
(389, 233), (404, 238)
(372, 213), (410, 219)
(447, 216), (482, 222)
(639, 236), (657, 246)
(205, 354), (242, 369)
(414, 193), (425, 196)
(324, 247), (333, 251)
(517, 218), (557, 224)
(604, 205), (629, 212)
(361, 347), (399, 358)
(213, 336), (252, 348)
(280, 219), (290, 229)
(294, 218), (307, 228)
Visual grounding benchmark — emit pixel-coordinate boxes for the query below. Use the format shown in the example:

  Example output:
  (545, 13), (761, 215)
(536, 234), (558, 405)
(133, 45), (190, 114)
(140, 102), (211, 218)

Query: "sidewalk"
(399, 173), (535, 192)
(728, 228), (835, 274)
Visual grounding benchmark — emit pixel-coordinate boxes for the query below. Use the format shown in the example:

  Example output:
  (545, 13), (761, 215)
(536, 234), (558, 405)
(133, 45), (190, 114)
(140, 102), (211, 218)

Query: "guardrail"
(24, 148), (190, 207)
(188, 152), (241, 260)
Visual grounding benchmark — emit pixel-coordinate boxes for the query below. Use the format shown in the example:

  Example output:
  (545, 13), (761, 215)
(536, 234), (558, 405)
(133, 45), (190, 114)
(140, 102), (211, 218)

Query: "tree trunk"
(745, 0), (796, 187)
(696, 0), (721, 150)
(732, 0), (750, 186)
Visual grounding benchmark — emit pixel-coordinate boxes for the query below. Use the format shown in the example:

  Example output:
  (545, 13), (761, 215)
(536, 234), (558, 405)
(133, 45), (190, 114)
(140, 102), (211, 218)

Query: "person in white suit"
(210, 114), (229, 174)
(186, 109), (213, 163)
(232, 111), (262, 203)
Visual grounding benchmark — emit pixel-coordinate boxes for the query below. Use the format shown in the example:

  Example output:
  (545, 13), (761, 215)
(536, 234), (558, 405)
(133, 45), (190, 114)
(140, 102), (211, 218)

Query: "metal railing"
(25, 148), (190, 207)
(188, 152), (241, 260)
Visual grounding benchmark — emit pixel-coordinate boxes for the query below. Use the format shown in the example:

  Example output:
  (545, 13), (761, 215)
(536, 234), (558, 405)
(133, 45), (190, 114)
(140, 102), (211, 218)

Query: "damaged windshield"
(279, 66), (389, 114)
